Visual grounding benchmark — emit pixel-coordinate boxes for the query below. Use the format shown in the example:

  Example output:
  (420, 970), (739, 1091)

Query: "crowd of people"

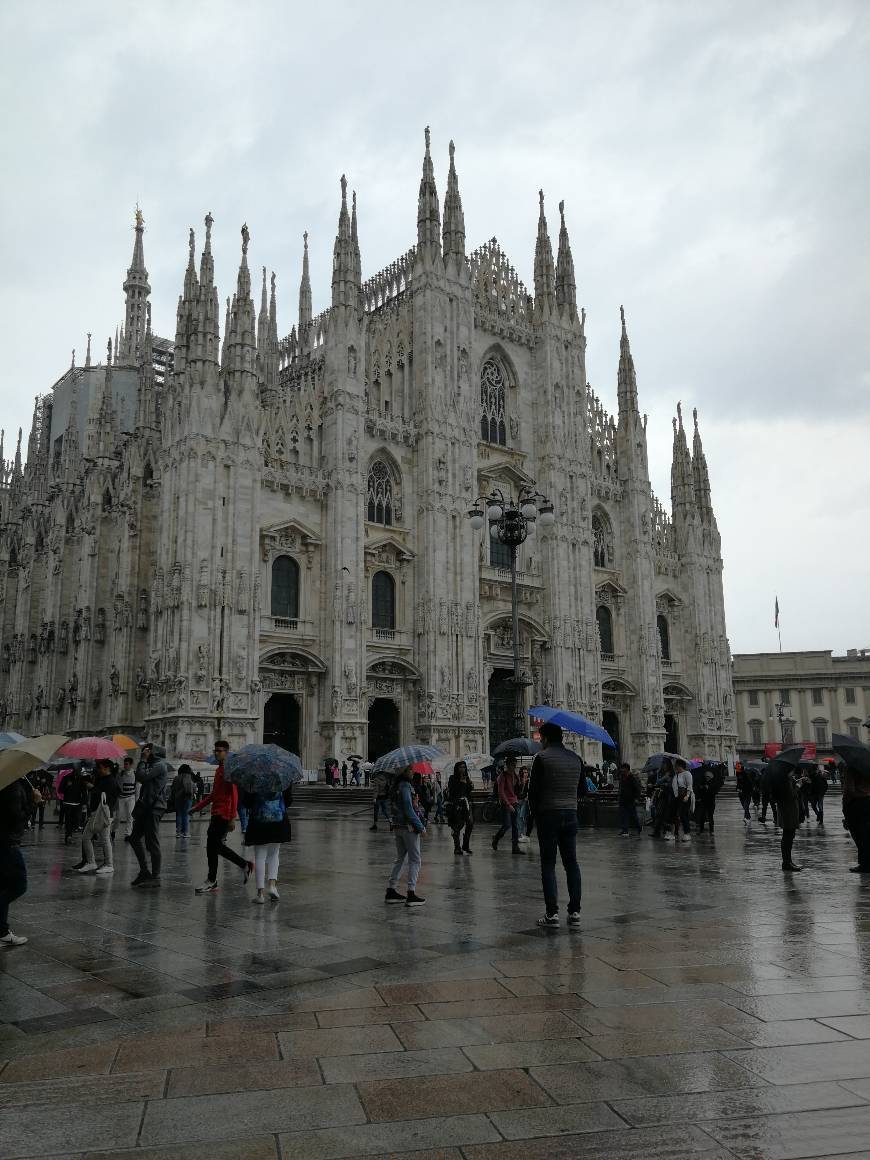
(2, 730), (870, 947)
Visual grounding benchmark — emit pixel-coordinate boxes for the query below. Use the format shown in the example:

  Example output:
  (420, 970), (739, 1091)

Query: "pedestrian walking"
(58, 766), (85, 844)
(528, 722), (584, 927)
(384, 768), (426, 907)
(0, 776), (42, 946)
(446, 760), (474, 856)
(341, 761), (348, 787)
(842, 761), (870, 874)
(809, 765), (828, 827)
(370, 770), (392, 831)
(129, 743), (170, 887)
(776, 769), (802, 872)
(351, 760), (361, 786)
(617, 762), (643, 836)
(651, 761), (675, 839)
(672, 759), (693, 842)
(74, 760), (120, 875)
(170, 764), (196, 837)
(491, 755), (526, 854)
(243, 781), (293, 904)
(736, 764), (755, 831)
(115, 756), (138, 841)
(694, 762), (726, 834)
(190, 741), (253, 894)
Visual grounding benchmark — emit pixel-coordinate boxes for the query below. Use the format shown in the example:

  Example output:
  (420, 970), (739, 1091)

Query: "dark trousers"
(493, 805), (520, 848)
(206, 817), (248, 881)
(0, 845), (27, 936)
(617, 802), (642, 833)
(130, 808), (162, 877)
(451, 820), (474, 851)
(781, 827), (797, 867)
(696, 797), (717, 832)
(536, 809), (581, 916)
(373, 797), (391, 826)
(845, 798), (870, 868)
(760, 790), (777, 823)
(738, 792), (753, 821)
(811, 797), (825, 823)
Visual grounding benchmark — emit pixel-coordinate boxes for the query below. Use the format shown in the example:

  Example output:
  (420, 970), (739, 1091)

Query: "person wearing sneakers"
(384, 768), (426, 907)
(115, 756), (138, 842)
(190, 741), (253, 894)
(527, 722), (584, 928)
(74, 760), (120, 876)
(671, 759), (693, 843)
(130, 743), (170, 888)
(0, 775), (42, 947)
(243, 783), (293, 904)
(491, 755), (526, 855)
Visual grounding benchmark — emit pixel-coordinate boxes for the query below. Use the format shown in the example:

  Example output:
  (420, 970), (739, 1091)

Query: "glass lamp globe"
(468, 509), (484, 531)
(489, 523), (501, 539)
(538, 503), (556, 528)
(486, 503), (504, 521)
(525, 519), (536, 536)
(521, 502), (537, 520)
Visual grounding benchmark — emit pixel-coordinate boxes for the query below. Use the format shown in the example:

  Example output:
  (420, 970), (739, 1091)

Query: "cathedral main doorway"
(602, 710), (620, 763)
(664, 713), (680, 755)
(488, 669), (515, 754)
(368, 698), (399, 762)
(262, 693), (301, 755)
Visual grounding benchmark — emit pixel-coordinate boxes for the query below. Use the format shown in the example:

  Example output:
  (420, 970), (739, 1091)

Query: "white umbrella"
(432, 752), (493, 774)
(0, 734), (68, 793)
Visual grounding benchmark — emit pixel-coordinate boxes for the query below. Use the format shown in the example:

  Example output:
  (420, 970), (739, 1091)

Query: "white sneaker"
(663, 832), (675, 842)
(1, 931), (27, 946)
(252, 894), (265, 905)
(76, 862), (98, 873)
(268, 886), (280, 901)
(681, 834), (692, 843)
(96, 865), (114, 876)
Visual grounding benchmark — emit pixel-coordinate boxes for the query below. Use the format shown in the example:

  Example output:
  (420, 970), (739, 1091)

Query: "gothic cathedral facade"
(0, 133), (737, 766)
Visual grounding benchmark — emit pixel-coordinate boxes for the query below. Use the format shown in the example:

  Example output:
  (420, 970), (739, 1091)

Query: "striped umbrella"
(0, 732), (27, 751)
(371, 744), (445, 774)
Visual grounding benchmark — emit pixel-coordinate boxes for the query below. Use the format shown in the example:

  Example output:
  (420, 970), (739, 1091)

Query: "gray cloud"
(1, 0), (867, 651)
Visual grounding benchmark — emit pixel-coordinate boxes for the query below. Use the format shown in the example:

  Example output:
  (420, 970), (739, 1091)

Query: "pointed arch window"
(372, 570), (395, 630)
(271, 555), (300, 620)
(367, 459), (394, 526)
(592, 511), (613, 568)
(656, 614), (671, 661)
(596, 604), (614, 657)
(480, 358), (507, 446)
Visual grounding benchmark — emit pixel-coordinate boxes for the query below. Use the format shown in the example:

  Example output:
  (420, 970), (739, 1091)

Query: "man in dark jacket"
(130, 743), (170, 887)
(617, 763), (643, 836)
(528, 723), (584, 927)
(0, 776), (41, 946)
(694, 763), (726, 834)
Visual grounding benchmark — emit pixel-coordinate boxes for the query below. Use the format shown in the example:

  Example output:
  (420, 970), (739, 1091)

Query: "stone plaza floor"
(1, 797), (870, 1159)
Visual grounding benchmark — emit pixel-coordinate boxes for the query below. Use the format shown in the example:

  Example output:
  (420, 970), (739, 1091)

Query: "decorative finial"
(676, 400), (683, 428)
(85, 333), (92, 366)
(559, 198), (565, 220)
(241, 223), (249, 255)
(188, 227), (195, 260)
(449, 138), (455, 161)
(262, 265), (267, 287)
(340, 174), (347, 203)
(693, 406), (699, 429)
(107, 337), (112, 363)
(71, 348), (75, 368)
(303, 229), (308, 249)
(424, 125), (431, 153)
(270, 271), (276, 294)
(134, 203), (144, 229)
(620, 304), (626, 329)
(672, 416), (677, 433)
(205, 211), (213, 237)
(539, 189), (545, 211)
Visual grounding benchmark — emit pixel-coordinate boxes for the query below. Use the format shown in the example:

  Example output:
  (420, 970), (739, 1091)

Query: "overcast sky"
(1, 0), (867, 655)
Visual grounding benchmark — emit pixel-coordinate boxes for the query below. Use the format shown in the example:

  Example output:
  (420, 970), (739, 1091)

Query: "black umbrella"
(832, 734), (870, 778)
(761, 746), (805, 796)
(493, 737), (541, 758)
(641, 752), (686, 773)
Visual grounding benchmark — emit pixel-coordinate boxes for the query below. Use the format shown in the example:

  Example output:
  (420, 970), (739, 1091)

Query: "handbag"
(93, 792), (112, 832)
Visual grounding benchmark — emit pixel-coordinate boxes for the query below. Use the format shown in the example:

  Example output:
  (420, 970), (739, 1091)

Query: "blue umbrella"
(528, 706), (616, 748)
(224, 743), (303, 795)
(371, 744), (445, 774)
(0, 732), (27, 751)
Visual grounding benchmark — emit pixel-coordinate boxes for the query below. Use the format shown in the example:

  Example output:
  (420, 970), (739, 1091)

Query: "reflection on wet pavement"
(1, 799), (868, 1157)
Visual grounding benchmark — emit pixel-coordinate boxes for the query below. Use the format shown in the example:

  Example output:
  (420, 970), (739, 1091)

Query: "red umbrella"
(411, 760), (434, 776)
(57, 736), (126, 761)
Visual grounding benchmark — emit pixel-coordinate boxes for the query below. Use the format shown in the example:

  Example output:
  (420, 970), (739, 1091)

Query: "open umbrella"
(224, 743), (303, 795)
(528, 706), (616, 748)
(760, 745), (806, 797)
(832, 733), (870, 778)
(432, 751), (493, 773)
(0, 734), (68, 793)
(410, 760), (435, 776)
(372, 744), (445, 774)
(111, 734), (144, 751)
(493, 737), (540, 758)
(0, 732), (27, 751)
(344, 753), (364, 762)
(641, 752), (687, 773)
(57, 736), (126, 762)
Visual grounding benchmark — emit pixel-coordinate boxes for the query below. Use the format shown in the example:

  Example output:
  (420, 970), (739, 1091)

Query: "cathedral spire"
(554, 199), (578, 322)
(416, 126), (441, 265)
(442, 139), (466, 267)
(257, 265), (269, 360)
(298, 231), (312, 332)
(670, 402), (694, 514)
(200, 212), (215, 290)
(351, 190), (362, 293)
(187, 213), (220, 371)
(533, 190), (556, 320)
(692, 407), (713, 518)
(331, 175), (357, 310)
(121, 205), (151, 363)
(617, 305), (639, 414)
(13, 427), (22, 477)
(269, 270), (278, 345)
(84, 332), (92, 368)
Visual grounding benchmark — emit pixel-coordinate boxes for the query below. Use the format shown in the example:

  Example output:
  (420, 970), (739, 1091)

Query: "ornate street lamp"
(467, 485), (556, 736)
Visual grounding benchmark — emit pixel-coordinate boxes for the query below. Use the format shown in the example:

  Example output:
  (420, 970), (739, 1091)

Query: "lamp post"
(772, 701), (787, 746)
(467, 485), (556, 737)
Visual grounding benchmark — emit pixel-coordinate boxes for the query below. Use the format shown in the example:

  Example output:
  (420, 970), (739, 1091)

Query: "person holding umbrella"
(191, 741), (253, 894)
(228, 745), (302, 904)
(74, 760), (120, 875)
(130, 742), (171, 887)
(491, 755), (525, 854)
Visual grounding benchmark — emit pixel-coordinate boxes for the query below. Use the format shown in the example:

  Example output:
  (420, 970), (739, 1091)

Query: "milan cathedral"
(0, 131), (736, 766)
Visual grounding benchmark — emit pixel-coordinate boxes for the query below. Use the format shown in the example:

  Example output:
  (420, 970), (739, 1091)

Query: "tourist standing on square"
(809, 765), (828, 827)
(170, 764), (195, 838)
(776, 769), (802, 872)
(491, 755), (525, 854)
(74, 760), (120, 875)
(370, 770), (392, 831)
(0, 776), (41, 946)
(384, 768), (426, 906)
(115, 756), (138, 841)
(672, 759), (693, 842)
(191, 741), (253, 894)
(617, 762), (643, 836)
(130, 743), (170, 887)
(527, 723), (584, 927)
(446, 760), (474, 856)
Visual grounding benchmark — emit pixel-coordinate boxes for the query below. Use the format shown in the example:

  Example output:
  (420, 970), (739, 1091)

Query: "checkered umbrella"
(371, 744), (445, 774)
(224, 744), (304, 795)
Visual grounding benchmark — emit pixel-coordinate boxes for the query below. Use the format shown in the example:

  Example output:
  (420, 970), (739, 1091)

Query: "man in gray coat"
(130, 743), (170, 887)
(528, 722), (585, 928)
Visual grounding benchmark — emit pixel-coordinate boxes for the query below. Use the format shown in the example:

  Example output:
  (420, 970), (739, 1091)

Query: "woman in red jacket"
(191, 741), (253, 894)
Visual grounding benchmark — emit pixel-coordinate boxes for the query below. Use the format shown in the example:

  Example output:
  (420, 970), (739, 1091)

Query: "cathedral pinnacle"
(617, 304), (639, 416)
(692, 407), (713, 518)
(416, 125), (441, 265)
(442, 138), (466, 266)
(533, 190), (556, 319)
(351, 190), (362, 289)
(85, 332), (92, 368)
(299, 231), (312, 332)
(554, 198), (578, 322)
(121, 204), (150, 363)
(332, 173), (358, 310)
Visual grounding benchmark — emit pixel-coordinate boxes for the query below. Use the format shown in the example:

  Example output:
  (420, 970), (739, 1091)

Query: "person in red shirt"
(491, 754), (526, 854)
(191, 740), (253, 894)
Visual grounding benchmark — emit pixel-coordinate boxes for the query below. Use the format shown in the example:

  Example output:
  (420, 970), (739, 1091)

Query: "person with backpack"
(243, 782), (293, 903)
(384, 768), (426, 906)
(73, 760), (120, 875)
(170, 764), (196, 838)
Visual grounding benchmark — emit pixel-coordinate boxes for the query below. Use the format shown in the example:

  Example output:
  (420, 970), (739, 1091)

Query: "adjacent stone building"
(0, 132), (736, 766)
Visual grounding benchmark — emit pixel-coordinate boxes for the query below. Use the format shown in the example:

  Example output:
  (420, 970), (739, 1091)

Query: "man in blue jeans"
(528, 722), (584, 928)
(384, 768), (427, 907)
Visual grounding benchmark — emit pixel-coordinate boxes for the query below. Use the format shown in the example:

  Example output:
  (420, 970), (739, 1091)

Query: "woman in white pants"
(242, 784), (293, 903)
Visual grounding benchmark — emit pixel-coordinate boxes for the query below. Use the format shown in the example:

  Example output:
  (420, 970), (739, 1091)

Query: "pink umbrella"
(57, 736), (126, 761)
